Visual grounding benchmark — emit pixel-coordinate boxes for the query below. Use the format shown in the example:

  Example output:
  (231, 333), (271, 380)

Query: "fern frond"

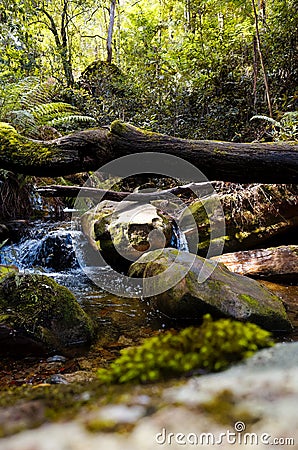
(0, 77), (96, 137)
(0, 77), (40, 119)
(280, 111), (298, 126)
(50, 115), (96, 127)
(30, 102), (78, 123)
(250, 115), (282, 128)
(7, 109), (37, 130)
(20, 79), (57, 109)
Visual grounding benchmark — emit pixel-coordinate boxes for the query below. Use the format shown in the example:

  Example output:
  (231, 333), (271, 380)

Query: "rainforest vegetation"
(0, 2), (298, 439)
(0, 0), (297, 141)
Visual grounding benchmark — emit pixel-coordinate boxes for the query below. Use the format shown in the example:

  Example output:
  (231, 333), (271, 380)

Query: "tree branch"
(36, 181), (214, 202)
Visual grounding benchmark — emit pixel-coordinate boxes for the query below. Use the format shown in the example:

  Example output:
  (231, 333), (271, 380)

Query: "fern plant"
(251, 112), (298, 141)
(0, 77), (96, 139)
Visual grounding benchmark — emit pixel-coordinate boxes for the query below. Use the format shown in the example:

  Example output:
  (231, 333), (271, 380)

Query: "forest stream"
(0, 219), (183, 386)
(1, 219), (297, 388)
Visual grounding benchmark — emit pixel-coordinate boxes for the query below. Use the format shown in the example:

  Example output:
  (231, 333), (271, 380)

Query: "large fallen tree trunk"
(1, 121), (298, 182)
(213, 245), (298, 282)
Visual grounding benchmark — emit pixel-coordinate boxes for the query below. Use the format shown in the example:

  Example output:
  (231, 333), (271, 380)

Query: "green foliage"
(97, 314), (274, 384)
(0, 1), (297, 140)
(251, 112), (298, 141)
(0, 77), (96, 138)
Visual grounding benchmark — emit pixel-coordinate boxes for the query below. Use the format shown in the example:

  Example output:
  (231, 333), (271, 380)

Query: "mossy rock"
(81, 200), (173, 271)
(97, 314), (274, 384)
(79, 60), (126, 97)
(0, 273), (94, 355)
(0, 264), (18, 283)
(129, 248), (292, 332)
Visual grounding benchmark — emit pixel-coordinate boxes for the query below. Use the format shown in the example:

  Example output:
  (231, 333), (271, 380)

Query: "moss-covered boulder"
(79, 60), (126, 98)
(129, 248), (292, 332)
(0, 273), (94, 355)
(189, 184), (298, 255)
(0, 264), (18, 282)
(97, 314), (274, 384)
(81, 200), (173, 270)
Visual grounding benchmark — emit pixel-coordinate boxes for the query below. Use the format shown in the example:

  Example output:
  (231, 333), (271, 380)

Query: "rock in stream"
(129, 248), (292, 331)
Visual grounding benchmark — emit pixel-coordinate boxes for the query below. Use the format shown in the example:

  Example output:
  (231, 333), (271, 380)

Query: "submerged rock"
(0, 273), (94, 355)
(81, 200), (173, 270)
(129, 248), (292, 331)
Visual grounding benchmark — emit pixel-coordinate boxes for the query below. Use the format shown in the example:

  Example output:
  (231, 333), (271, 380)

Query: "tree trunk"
(252, 0), (272, 116)
(213, 245), (298, 282)
(36, 181), (214, 202)
(1, 121), (298, 182)
(107, 0), (116, 64)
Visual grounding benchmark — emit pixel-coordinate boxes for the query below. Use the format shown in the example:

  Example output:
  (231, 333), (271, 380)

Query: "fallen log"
(213, 245), (298, 282)
(36, 181), (214, 202)
(1, 121), (298, 182)
(42, 182), (298, 254)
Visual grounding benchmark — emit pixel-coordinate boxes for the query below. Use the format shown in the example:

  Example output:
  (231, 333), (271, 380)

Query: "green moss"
(0, 273), (94, 351)
(0, 265), (18, 283)
(213, 148), (227, 155)
(97, 314), (274, 384)
(85, 418), (134, 434)
(110, 120), (155, 137)
(201, 389), (259, 426)
(0, 122), (61, 167)
(239, 294), (260, 308)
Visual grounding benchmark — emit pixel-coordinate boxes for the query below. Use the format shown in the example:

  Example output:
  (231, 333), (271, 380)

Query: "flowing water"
(1, 220), (297, 386)
(0, 221), (164, 335)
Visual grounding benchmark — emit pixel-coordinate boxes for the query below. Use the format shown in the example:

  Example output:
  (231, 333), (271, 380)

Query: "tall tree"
(107, 0), (116, 63)
(34, 0), (74, 86)
(252, 0), (272, 117)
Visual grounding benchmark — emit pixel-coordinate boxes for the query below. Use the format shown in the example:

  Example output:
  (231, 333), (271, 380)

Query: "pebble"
(46, 374), (69, 385)
(46, 355), (67, 363)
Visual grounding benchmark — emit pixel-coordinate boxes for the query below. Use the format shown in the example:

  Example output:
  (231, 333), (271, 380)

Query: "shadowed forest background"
(0, 0), (297, 141)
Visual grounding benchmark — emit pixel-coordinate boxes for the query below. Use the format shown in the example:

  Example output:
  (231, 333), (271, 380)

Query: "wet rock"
(81, 200), (173, 270)
(22, 230), (77, 270)
(129, 248), (292, 331)
(0, 265), (18, 282)
(46, 374), (69, 385)
(0, 229), (77, 270)
(46, 355), (67, 363)
(0, 274), (94, 355)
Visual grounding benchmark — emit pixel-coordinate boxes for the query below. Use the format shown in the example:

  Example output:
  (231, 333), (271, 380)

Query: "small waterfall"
(0, 222), (78, 271)
(171, 222), (189, 252)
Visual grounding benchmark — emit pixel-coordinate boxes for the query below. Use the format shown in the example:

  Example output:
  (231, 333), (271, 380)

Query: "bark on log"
(213, 245), (298, 282)
(38, 182), (298, 254)
(1, 121), (298, 182)
(36, 181), (213, 202)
